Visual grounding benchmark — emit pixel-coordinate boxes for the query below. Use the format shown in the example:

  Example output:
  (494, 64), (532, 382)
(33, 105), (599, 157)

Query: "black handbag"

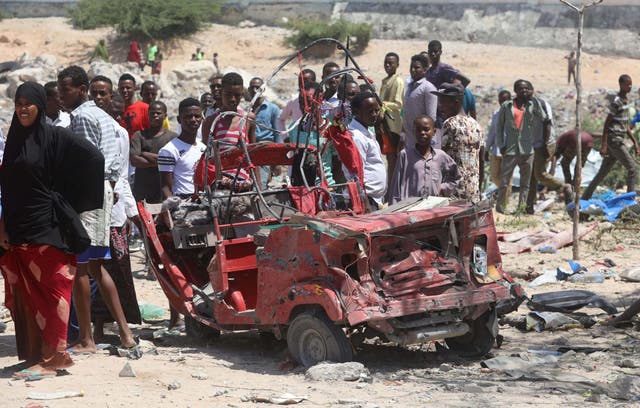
(51, 191), (91, 254)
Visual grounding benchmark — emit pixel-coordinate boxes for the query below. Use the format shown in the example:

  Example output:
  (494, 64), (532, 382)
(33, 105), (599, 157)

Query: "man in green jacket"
(495, 79), (547, 213)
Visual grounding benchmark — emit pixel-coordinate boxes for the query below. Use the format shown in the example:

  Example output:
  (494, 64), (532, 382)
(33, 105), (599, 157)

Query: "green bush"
(69, 0), (222, 40)
(0, 8), (11, 21)
(285, 19), (372, 54)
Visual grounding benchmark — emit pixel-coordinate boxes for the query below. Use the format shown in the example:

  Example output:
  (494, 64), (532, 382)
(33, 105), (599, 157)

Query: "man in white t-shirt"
(158, 98), (206, 198)
(346, 91), (387, 209)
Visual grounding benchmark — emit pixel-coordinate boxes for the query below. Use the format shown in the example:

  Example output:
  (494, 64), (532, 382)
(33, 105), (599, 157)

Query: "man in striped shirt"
(58, 65), (136, 352)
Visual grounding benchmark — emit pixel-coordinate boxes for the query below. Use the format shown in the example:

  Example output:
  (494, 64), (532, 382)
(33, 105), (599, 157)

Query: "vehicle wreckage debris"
(167, 380), (181, 390)
(527, 290), (618, 315)
(241, 393), (308, 405)
(26, 391), (85, 400)
(525, 311), (595, 331)
(305, 362), (372, 382)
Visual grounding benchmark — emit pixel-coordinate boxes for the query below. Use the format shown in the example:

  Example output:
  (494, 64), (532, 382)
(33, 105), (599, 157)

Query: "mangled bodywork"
(138, 143), (521, 366)
(255, 204), (517, 346)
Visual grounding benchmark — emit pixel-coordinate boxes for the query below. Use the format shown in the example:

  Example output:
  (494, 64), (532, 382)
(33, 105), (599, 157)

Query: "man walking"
(583, 75), (639, 199)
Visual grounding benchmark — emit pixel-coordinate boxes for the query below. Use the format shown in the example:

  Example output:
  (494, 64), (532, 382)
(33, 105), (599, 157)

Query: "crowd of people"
(0, 38), (637, 380)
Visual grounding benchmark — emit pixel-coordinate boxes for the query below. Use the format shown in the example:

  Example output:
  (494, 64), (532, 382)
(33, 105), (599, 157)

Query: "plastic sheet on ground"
(481, 354), (596, 385)
(498, 223), (598, 254)
(620, 265), (640, 282)
(567, 191), (638, 222)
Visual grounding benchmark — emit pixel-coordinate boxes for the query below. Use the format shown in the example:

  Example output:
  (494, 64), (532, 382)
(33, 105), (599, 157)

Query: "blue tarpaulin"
(567, 191), (638, 222)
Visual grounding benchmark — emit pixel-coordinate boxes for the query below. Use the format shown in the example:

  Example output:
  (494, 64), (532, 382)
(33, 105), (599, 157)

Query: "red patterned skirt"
(0, 244), (76, 369)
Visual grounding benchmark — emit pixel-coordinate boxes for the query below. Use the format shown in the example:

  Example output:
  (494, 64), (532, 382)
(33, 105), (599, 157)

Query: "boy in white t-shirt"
(157, 98), (206, 330)
(158, 98), (206, 198)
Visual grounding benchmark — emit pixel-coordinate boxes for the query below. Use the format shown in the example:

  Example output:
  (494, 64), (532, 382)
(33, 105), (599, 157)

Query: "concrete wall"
(221, 1), (640, 58)
(0, 0), (75, 17)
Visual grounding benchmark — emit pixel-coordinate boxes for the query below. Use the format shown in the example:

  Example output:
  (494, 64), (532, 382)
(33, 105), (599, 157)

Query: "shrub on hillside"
(0, 8), (11, 21)
(285, 19), (372, 55)
(69, 0), (222, 40)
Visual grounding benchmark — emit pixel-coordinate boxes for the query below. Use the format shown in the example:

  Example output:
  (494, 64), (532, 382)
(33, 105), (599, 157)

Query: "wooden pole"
(560, 0), (603, 260)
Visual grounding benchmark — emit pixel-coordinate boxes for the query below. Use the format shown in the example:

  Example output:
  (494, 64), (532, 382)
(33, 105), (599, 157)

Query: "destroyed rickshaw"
(136, 39), (523, 367)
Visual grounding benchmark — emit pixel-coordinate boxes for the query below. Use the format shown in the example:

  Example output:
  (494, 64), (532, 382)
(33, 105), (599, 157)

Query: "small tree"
(0, 7), (11, 21)
(285, 19), (372, 55)
(69, 0), (223, 40)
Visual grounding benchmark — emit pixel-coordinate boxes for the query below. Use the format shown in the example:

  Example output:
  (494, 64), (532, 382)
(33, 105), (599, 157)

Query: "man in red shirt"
(550, 130), (597, 184)
(118, 73), (150, 139)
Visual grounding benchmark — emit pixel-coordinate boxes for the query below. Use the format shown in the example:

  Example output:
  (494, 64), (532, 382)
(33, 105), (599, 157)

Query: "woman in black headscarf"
(0, 81), (104, 379)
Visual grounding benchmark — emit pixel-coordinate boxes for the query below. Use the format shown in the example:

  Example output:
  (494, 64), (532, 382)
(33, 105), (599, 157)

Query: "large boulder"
(173, 60), (216, 82)
(34, 54), (58, 67)
(6, 66), (57, 98)
(88, 61), (145, 85)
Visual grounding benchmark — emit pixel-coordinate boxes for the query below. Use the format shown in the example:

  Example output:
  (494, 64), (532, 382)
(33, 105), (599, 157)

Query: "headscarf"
(1, 81), (105, 250)
(6, 81), (47, 145)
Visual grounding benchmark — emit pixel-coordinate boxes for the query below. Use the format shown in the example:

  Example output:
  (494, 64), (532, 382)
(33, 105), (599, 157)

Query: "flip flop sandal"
(13, 369), (55, 381)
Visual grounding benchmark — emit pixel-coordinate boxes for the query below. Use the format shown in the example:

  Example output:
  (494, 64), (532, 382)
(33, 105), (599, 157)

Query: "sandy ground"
(1, 205), (640, 407)
(1, 17), (640, 408)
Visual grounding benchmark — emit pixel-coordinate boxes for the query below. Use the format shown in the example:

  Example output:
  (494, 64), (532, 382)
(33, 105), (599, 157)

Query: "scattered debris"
(604, 375), (640, 401)
(118, 362), (136, 378)
(169, 355), (186, 363)
(191, 373), (208, 380)
(527, 290), (617, 315)
(305, 362), (371, 382)
(568, 272), (605, 284)
(112, 345), (144, 360)
(481, 354), (596, 386)
(584, 393), (601, 403)
(167, 381), (181, 390)
(526, 311), (591, 331)
(534, 198), (555, 213)
(26, 391), (84, 400)
(538, 245), (557, 254)
(139, 303), (166, 322)
(568, 191), (638, 222)
(242, 393), (308, 405)
(499, 223), (597, 254)
(615, 359), (637, 369)
(619, 265), (640, 282)
(153, 329), (183, 340)
(528, 269), (561, 287)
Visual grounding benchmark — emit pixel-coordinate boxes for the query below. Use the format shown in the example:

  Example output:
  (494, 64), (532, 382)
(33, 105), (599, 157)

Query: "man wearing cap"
(433, 83), (484, 201)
